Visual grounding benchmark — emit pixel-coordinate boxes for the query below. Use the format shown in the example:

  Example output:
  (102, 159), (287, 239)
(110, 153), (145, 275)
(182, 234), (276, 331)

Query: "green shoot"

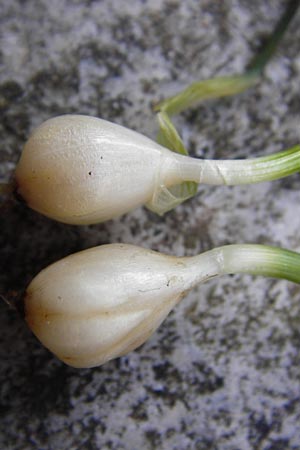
(204, 244), (300, 284)
(177, 144), (300, 186)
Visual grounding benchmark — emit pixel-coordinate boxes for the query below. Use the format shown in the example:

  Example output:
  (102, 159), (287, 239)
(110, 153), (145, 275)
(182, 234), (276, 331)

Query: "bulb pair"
(7, 114), (296, 368)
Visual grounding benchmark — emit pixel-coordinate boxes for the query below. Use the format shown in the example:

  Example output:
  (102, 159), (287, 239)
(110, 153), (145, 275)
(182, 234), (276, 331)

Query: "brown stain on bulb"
(24, 291), (42, 331)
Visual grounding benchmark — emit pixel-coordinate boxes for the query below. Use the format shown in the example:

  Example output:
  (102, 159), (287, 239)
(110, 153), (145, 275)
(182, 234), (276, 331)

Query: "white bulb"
(25, 244), (198, 368)
(15, 115), (181, 224)
(24, 242), (299, 368)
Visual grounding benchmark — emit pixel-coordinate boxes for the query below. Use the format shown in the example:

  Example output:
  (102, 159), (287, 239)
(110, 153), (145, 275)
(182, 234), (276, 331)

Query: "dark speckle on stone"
(144, 429), (162, 449)
(0, 80), (24, 110)
(129, 398), (149, 421)
(248, 412), (271, 446)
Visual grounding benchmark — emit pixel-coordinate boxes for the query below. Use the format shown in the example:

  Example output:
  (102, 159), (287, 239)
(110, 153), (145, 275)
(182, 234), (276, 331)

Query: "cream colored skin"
(24, 242), (298, 368)
(15, 115), (183, 225)
(25, 244), (207, 368)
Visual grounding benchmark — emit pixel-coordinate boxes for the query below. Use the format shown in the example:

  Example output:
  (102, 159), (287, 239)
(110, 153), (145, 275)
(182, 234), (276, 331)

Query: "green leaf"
(154, 73), (258, 116)
(215, 244), (300, 284)
(146, 112), (198, 215)
(156, 111), (188, 155)
(154, 1), (300, 116)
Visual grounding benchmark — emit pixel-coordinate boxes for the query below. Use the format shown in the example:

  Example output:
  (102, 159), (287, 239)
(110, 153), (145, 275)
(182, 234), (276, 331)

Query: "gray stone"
(0, 1), (300, 449)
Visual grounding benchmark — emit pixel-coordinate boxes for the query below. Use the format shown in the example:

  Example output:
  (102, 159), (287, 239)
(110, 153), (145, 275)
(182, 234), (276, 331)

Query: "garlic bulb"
(24, 243), (300, 368)
(15, 115), (300, 225)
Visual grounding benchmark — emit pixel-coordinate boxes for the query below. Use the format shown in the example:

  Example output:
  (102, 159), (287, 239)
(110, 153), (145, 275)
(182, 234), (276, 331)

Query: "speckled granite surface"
(1, 1), (300, 449)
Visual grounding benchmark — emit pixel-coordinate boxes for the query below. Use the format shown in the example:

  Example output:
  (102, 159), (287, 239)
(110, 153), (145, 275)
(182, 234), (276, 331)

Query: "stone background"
(0, 1), (300, 449)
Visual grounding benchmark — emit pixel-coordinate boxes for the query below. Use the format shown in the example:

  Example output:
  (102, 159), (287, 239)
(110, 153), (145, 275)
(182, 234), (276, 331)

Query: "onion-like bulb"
(14, 115), (300, 225)
(24, 243), (300, 368)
